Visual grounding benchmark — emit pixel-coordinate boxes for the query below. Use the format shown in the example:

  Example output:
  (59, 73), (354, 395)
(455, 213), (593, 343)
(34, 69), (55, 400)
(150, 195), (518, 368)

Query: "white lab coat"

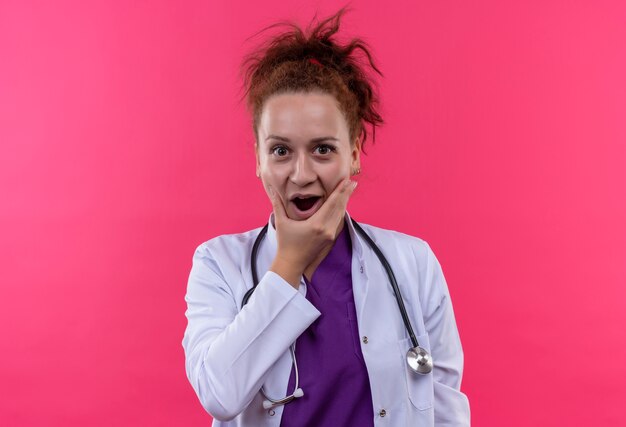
(182, 211), (470, 426)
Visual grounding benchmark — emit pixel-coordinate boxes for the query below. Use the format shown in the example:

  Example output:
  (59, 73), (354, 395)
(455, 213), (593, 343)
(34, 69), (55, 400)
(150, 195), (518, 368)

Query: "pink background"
(2, 1), (625, 425)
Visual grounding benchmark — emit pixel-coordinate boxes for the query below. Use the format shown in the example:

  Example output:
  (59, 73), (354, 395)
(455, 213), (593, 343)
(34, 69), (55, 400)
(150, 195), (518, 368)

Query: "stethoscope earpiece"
(262, 388), (304, 410)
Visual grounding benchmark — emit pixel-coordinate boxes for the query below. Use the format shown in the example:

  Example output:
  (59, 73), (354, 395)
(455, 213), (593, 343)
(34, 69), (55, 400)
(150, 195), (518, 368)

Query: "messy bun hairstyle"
(240, 6), (384, 152)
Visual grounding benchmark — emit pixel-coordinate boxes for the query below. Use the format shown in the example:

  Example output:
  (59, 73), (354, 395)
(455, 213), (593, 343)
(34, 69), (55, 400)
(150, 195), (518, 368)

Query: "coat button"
(362, 336), (368, 344)
(360, 265), (364, 273)
(268, 409), (275, 416)
(379, 409), (387, 417)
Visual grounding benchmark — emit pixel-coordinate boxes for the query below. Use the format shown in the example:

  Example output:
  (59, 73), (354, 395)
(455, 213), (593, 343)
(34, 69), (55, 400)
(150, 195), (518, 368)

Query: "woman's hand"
(268, 178), (357, 288)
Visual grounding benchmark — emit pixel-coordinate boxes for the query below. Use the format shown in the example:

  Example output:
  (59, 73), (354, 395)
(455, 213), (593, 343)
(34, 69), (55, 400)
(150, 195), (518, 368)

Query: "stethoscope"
(240, 217), (433, 410)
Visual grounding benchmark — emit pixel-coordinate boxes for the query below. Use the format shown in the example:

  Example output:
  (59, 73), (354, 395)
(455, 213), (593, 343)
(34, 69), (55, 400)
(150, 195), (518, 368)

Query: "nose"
(289, 152), (316, 186)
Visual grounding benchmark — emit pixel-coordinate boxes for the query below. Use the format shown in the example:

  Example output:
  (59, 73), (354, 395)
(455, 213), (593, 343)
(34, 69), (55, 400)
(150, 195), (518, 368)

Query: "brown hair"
(239, 6), (384, 152)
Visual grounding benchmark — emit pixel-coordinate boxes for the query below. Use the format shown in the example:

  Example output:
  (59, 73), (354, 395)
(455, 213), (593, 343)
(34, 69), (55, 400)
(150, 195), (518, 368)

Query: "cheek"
(259, 166), (289, 197)
(260, 165), (286, 183)
(320, 163), (350, 193)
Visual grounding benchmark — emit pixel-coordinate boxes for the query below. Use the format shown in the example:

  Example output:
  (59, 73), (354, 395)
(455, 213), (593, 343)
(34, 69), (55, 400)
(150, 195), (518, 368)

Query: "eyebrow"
(265, 135), (339, 143)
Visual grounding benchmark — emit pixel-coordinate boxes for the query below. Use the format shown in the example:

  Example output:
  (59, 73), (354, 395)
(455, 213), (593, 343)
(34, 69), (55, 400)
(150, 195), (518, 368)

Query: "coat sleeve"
(182, 242), (321, 421)
(423, 243), (471, 426)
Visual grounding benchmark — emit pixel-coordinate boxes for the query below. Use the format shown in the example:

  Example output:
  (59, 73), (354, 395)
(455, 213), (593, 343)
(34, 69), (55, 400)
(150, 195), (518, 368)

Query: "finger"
(267, 185), (288, 220)
(323, 178), (356, 212)
(336, 179), (357, 213)
(315, 178), (357, 222)
(317, 179), (356, 229)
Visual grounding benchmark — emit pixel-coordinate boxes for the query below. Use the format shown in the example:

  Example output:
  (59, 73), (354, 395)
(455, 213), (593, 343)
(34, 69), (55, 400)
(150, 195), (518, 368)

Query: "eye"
(314, 144), (336, 155)
(270, 145), (289, 157)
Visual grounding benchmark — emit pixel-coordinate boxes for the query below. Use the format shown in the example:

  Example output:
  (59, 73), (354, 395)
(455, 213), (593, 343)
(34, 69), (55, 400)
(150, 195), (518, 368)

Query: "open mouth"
(292, 196), (322, 212)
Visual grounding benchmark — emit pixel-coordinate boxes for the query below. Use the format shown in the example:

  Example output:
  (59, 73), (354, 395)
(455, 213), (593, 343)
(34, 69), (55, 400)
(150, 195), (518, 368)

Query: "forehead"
(258, 92), (349, 141)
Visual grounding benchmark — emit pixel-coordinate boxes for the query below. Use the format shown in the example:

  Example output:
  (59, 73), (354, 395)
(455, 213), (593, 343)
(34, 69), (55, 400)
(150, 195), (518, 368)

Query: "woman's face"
(255, 91), (360, 221)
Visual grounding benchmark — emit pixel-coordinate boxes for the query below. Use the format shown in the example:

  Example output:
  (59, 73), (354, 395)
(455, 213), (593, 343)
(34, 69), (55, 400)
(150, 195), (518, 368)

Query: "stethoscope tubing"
(349, 219), (420, 349)
(242, 219), (420, 349)
(241, 218), (432, 408)
(242, 223), (269, 307)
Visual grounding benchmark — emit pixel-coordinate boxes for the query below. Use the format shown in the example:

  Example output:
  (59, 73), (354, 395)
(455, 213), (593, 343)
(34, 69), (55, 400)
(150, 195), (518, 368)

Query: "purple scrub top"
(279, 221), (375, 427)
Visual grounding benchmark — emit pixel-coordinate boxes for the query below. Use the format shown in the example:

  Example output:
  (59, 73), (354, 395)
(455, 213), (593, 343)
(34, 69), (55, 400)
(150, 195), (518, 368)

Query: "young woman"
(183, 8), (470, 426)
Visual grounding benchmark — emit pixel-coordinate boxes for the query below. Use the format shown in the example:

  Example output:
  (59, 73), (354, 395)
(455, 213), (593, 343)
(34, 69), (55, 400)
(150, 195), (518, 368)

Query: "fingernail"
(352, 181), (358, 190)
(344, 179), (353, 189)
(268, 186), (275, 196)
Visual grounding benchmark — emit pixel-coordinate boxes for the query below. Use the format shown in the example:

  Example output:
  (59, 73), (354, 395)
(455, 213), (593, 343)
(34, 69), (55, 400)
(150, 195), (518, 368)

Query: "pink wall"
(1, 1), (625, 425)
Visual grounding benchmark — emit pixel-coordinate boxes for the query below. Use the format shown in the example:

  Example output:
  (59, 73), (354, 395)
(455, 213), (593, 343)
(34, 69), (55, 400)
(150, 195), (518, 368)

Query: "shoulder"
(354, 220), (434, 266)
(191, 226), (265, 271)
(186, 226), (266, 298)
(353, 220), (448, 317)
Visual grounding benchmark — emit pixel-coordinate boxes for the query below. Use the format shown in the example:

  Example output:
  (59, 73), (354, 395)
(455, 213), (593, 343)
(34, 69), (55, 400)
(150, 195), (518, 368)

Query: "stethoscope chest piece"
(406, 346), (433, 374)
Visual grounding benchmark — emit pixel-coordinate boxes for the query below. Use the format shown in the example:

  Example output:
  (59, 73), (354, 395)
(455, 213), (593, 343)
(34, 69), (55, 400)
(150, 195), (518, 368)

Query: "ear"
(351, 137), (362, 171)
(254, 142), (261, 177)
